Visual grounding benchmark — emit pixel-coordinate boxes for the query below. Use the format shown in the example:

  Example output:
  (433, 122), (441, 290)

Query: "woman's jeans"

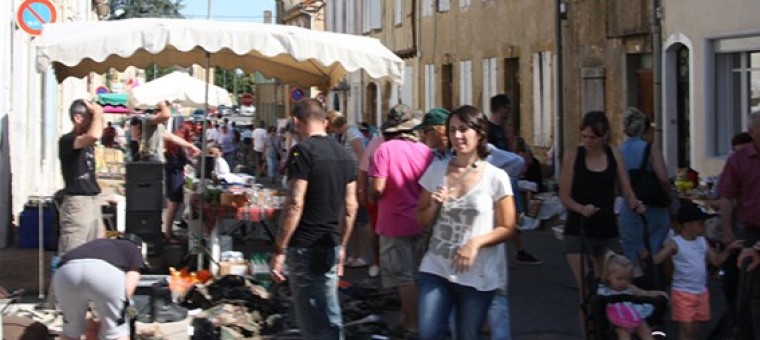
(286, 246), (343, 340)
(266, 153), (278, 179)
(618, 204), (670, 268)
(418, 272), (495, 340)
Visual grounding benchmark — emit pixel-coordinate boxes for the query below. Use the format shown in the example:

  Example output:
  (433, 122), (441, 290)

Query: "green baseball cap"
(417, 107), (450, 129)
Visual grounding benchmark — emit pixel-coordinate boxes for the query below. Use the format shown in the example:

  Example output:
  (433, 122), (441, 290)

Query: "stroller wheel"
(651, 325), (668, 339)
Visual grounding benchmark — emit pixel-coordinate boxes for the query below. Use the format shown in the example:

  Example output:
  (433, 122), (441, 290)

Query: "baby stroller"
(578, 218), (669, 340)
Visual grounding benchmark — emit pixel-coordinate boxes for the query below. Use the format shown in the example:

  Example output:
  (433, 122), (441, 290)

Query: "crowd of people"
(46, 95), (760, 339)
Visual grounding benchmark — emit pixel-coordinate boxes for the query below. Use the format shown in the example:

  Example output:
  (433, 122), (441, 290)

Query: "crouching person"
(53, 234), (146, 340)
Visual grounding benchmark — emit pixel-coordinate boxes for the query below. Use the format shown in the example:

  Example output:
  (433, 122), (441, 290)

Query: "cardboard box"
(218, 261), (248, 276)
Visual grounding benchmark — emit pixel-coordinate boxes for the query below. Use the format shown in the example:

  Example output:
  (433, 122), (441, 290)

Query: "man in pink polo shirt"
(719, 112), (760, 331)
(370, 104), (433, 336)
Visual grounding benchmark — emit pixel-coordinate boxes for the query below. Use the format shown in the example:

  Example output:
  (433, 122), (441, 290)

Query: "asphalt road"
(2, 223), (732, 339)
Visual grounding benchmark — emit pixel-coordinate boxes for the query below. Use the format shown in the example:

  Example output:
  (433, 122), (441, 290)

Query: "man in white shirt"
(252, 121), (268, 177)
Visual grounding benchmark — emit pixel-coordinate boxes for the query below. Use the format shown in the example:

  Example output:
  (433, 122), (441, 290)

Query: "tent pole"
(195, 0), (213, 271)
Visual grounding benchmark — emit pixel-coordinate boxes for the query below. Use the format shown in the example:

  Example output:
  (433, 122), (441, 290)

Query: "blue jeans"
(449, 293), (512, 340)
(286, 246), (343, 340)
(418, 272), (495, 340)
(487, 294), (512, 340)
(618, 205), (670, 267)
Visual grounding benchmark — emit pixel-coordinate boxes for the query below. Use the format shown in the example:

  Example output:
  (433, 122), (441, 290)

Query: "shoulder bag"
(628, 143), (671, 207)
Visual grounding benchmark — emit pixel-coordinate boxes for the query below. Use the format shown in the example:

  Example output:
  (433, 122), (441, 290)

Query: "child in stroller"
(594, 253), (668, 339)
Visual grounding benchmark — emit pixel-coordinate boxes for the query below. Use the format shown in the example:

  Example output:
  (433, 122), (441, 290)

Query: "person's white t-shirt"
(418, 159), (512, 291)
(671, 235), (709, 294)
(252, 128), (268, 152)
(205, 127), (218, 142)
(214, 156), (231, 175)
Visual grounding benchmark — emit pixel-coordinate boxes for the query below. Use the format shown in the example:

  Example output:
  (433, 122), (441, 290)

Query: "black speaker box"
(126, 180), (163, 212)
(126, 161), (164, 182)
(126, 212), (162, 234)
(134, 232), (164, 257)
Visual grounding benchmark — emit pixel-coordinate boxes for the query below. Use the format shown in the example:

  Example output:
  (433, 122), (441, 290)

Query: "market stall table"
(189, 193), (281, 274)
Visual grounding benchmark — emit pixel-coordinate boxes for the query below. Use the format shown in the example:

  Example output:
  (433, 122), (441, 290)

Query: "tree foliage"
(214, 68), (256, 100)
(124, 0), (184, 19)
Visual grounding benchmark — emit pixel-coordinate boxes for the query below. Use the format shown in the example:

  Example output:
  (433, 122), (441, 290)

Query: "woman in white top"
(415, 105), (517, 340)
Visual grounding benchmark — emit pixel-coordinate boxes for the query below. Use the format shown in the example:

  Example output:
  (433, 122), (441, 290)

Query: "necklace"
(446, 160), (480, 188)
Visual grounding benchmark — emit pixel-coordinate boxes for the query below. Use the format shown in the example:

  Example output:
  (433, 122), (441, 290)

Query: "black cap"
(676, 202), (717, 224)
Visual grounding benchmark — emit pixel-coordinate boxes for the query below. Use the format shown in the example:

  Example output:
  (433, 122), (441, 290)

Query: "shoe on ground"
(348, 258), (369, 268)
(368, 265), (380, 277)
(515, 250), (543, 265)
(345, 257), (370, 268)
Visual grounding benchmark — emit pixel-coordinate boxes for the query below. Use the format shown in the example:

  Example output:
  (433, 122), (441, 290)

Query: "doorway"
(504, 58), (521, 132)
(366, 83), (378, 126)
(675, 46), (691, 168)
(441, 64), (453, 111)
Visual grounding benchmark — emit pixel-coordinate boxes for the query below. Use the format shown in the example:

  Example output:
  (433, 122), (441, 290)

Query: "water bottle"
(51, 255), (60, 274)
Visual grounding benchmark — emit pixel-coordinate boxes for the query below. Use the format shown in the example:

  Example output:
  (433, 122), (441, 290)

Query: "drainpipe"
(652, 0), (663, 146)
(555, 0), (566, 176)
(415, 0), (422, 110)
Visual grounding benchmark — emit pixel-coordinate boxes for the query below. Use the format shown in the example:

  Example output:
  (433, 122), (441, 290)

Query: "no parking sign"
(16, 0), (57, 36)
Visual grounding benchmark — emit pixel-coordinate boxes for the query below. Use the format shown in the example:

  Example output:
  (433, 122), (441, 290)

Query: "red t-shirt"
(718, 143), (760, 229)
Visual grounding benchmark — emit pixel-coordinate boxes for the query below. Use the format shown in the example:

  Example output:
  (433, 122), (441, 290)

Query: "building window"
(425, 64), (436, 112)
(438, 0), (450, 12)
(363, 0), (382, 33)
(423, 0), (433, 17)
(459, 60), (473, 106)
(713, 36), (760, 156)
(395, 0), (403, 25)
(482, 58), (497, 115)
(460, 0), (471, 8)
(533, 51), (554, 147)
(401, 66), (414, 106)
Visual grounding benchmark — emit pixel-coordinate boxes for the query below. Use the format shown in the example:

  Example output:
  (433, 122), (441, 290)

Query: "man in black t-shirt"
(488, 94), (514, 152)
(54, 235), (145, 340)
(270, 99), (358, 339)
(58, 99), (104, 256)
(488, 95), (543, 266)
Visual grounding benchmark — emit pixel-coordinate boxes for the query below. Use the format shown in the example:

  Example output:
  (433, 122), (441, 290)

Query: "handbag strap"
(639, 143), (652, 171)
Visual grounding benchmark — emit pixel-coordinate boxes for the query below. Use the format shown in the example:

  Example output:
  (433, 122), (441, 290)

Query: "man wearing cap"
(719, 111), (760, 332)
(418, 108), (452, 159)
(369, 104), (433, 335)
(53, 235), (146, 340)
(270, 99), (358, 339)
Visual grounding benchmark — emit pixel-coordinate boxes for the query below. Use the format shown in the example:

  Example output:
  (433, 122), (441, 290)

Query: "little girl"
(598, 253), (667, 340)
(653, 202), (743, 340)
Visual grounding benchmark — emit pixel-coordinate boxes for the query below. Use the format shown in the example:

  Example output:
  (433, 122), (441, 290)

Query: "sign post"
(289, 87), (305, 103)
(16, 0), (57, 36)
(239, 93), (254, 106)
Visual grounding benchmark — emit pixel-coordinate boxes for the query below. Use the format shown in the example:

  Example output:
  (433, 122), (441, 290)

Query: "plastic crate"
(18, 207), (57, 249)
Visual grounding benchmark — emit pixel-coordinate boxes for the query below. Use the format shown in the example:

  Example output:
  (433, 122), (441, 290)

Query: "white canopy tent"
(34, 18), (405, 273)
(34, 18), (404, 89)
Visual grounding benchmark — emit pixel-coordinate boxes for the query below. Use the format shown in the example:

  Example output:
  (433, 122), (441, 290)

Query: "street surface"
(2, 225), (732, 339)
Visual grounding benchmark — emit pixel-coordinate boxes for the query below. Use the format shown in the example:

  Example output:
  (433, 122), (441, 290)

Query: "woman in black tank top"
(558, 111), (645, 336)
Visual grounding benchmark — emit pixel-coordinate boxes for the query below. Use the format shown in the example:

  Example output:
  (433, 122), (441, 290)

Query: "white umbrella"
(128, 71), (232, 109)
(34, 18), (405, 88)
